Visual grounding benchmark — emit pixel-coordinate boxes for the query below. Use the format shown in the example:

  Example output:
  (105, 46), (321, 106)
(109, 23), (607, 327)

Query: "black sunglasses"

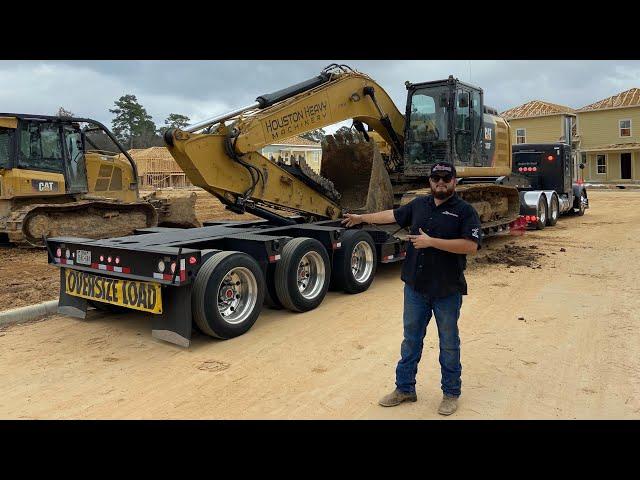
(429, 174), (453, 183)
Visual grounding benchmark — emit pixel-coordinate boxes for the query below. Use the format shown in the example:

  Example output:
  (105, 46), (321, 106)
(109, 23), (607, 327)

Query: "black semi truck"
(512, 142), (589, 230)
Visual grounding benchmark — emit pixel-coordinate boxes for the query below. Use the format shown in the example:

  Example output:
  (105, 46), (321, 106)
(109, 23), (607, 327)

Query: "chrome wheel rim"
(551, 200), (558, 220)
(539, 204), (546, 224)
(297, 251), (325, 300)
(216, 267), (258, 324)
(580, 194), (587, 212)
(351, 241), (374, 283)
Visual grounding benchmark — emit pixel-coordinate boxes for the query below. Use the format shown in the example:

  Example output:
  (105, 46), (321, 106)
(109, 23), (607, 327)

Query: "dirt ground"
(1, 190), (639, 419)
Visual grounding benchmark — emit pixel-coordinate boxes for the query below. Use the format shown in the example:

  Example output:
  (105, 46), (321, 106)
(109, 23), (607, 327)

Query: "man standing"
(342, 162), (481, 416)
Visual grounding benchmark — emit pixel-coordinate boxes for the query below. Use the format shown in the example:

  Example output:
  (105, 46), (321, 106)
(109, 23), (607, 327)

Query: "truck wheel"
(192, 251), (265, 339)
(575, 191), (587, 216)
(331, 230), (377, 294)
(275, 237), (330, 312)
(547, 194), (559, 226)
(534, 195), (547, 230)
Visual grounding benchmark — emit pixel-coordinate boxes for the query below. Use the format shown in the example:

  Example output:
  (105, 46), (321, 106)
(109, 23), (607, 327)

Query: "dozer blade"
(142, 191), (201, 228)
(321, 131), (394, 213)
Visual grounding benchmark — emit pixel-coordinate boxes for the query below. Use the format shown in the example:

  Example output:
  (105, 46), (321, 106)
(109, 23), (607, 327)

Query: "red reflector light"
(531, 216), (537, 221)
(107, 256), (112, 263)
(56, 248), (62, 257)
(189, 256), (197, 265)
(532, 166), (537, 172)
(115, 257), (120, 265)
(100, 255), (104, 262)
(547, 155), (554, 161)
(518, 167), (523, 172)
(525, 215), (531, 222)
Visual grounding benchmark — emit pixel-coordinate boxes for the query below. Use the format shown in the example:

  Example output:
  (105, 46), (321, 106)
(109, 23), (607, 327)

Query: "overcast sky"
(1, 60), (639, 134)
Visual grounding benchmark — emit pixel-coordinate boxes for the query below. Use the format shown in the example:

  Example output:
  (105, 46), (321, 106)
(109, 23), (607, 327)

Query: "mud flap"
(57, 268), (88, 318)
(321, 132), (394, 213)
(151, 285), (193, 348)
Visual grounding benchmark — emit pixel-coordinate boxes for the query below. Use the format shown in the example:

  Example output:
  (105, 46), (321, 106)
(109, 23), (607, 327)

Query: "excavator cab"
(403, 76), (486, 177)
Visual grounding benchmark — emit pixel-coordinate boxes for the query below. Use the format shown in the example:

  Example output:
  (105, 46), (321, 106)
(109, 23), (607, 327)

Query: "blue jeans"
(395, 284), (463, 397)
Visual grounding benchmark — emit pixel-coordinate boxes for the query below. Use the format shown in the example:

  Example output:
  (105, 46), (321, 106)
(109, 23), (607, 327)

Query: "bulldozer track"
(5, 200), (159, 246)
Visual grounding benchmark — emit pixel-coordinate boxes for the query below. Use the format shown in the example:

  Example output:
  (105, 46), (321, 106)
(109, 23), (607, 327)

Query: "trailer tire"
(534, 195), (547, 230)
(264, 264), (284, 310)
(547, 194), (559, 227)
(331, 230), (377, 294)
(192, 251), (265, 339)
(275, 237), (330, 312)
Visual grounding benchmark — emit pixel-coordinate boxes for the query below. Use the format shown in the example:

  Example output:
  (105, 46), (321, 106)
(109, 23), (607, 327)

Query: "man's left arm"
(407, 205), (482, 254)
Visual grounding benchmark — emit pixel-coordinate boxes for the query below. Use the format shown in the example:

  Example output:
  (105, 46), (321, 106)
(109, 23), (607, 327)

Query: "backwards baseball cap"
(430, 161), (457, 178)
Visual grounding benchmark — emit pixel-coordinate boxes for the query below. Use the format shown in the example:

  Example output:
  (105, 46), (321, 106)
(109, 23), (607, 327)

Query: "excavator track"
(400, 184), (521, 227)
(5, 200), (159, 246)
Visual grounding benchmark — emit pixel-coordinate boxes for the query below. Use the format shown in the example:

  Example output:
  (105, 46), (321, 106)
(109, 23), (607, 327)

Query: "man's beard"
(431, 184), (455, 200)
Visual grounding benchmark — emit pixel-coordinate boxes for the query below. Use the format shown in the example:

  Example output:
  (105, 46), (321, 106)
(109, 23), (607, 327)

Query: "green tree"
(158, 113), (191, 134)
(57, 107), (74, 118)
(299, 128), (326, 143)
(335, 126), (352, 135)
(109, 94), (157, 148)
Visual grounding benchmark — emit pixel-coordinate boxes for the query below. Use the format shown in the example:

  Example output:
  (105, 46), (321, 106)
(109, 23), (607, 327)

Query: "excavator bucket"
(320, 131), (394, 213)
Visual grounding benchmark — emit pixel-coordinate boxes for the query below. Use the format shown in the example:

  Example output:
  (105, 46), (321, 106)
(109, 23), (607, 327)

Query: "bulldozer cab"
(0, 115), (89, 194)
(403, 76), (485, 177)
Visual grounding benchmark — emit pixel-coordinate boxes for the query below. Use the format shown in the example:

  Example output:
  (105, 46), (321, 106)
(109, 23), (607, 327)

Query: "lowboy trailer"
(45, 218), (411, 347)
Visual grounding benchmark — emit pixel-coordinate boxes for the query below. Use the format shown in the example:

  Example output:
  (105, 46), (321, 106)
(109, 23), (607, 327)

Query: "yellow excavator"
(164, 63), (523, 230)
(0, 113), (200, 245)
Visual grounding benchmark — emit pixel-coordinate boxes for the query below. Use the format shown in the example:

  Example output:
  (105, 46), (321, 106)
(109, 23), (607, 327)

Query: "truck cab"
(512, 142), (588, 228)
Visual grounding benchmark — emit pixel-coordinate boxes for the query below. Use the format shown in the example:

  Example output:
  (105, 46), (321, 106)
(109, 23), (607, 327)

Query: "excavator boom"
(165, 65), (405, 220)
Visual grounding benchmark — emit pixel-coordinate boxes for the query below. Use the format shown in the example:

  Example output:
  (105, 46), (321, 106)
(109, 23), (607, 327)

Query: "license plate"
(64, 270), (162, 314)
(76, 249), (91, 265)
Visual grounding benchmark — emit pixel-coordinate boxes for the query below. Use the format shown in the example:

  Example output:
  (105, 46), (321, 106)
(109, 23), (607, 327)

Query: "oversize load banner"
(64, 269), (162, 314)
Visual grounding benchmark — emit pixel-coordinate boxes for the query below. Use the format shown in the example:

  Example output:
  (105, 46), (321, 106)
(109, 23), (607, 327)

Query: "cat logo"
(472, 227), (480, 238)
(31, 180), (59, 192)
(484, 127), (493, 141)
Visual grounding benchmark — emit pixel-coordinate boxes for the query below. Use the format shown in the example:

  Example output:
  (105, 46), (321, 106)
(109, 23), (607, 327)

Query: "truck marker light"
(56, 248), (62, 257)
(268, 254), (281, 263)
(107, 256), (112, 263)
(532, 167), (537, 172)
(100, 255), (104, 262)
(531, 216), (537, 222)
(525, 216), (531, 222)
(547, 155), (554, 161)
(115, 257), (120, 265)
(189, 256), (197, 265)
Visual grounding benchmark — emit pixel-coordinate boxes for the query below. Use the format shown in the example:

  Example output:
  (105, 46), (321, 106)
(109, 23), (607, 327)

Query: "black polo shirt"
(393, 193), (482, 298)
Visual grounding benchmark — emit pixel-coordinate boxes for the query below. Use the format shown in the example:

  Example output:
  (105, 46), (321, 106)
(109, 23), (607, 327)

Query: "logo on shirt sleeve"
(471, 227), (480, 238)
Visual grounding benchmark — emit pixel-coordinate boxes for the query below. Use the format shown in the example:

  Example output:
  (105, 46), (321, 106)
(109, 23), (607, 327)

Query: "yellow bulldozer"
(0, 113), (200, 246)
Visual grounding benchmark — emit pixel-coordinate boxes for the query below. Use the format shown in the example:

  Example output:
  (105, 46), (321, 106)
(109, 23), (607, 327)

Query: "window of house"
(619, 119), (631, 137)
(597, 154), (606, 174)
(516, 128), (526, 144)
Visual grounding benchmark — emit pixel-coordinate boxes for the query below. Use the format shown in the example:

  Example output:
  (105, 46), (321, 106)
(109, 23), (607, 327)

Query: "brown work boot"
(437, 394), (459, 416)
(378, 388), (417, 407)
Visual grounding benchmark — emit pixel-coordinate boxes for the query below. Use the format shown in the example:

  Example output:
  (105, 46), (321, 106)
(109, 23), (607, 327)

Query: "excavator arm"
(164, 65), (406, 221)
